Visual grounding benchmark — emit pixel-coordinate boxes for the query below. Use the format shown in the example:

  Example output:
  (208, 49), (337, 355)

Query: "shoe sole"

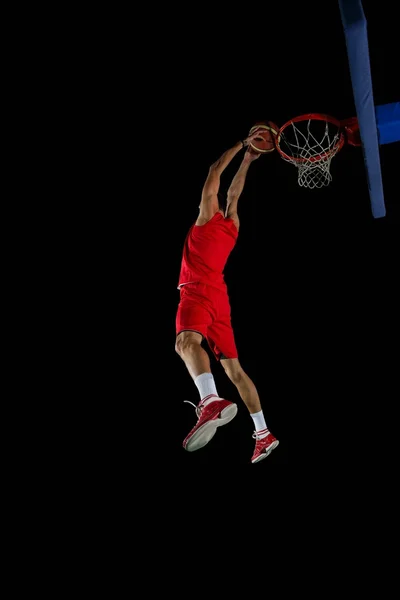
(184, 404), (238, 452)
(252, 440), (280, 463)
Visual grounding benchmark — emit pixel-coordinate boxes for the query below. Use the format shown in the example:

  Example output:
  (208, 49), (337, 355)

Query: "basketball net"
(277, 117), (346, 189)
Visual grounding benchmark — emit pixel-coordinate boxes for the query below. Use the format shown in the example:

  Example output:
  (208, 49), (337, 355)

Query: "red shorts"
(176, 282), (238, 360)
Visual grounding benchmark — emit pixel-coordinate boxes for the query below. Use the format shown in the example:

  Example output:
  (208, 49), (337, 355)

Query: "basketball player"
(175, 128), (279, 463)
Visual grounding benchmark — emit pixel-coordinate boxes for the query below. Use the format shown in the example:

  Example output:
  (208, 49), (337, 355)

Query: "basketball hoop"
(275, 113), (360, 189)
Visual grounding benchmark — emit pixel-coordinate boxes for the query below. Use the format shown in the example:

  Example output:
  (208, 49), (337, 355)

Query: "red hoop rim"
(276, 113), (346, 163)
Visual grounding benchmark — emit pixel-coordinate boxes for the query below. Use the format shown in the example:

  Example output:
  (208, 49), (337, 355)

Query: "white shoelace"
(183, 400), (202, 418)
(184, 395), (218, 418)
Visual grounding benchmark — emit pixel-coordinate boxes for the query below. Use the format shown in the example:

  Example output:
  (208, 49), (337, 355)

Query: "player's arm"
(197, 141), (244, 224)
(197, 127), (267, 225)
(225, 149), (260, 224)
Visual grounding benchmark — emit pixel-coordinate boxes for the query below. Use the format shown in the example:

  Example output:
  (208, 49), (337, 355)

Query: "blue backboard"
(338, 0), (400, 219)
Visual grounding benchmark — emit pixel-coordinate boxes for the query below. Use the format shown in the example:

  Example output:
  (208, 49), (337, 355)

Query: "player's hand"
(243, 147), (261, 162)
(242, 127), (267, 147)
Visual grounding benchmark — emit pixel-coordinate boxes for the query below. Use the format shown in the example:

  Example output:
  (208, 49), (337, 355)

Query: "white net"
(277, 118), (343, 189)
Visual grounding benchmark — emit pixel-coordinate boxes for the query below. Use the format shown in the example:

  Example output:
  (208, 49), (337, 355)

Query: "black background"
(89, 2), (398, 481)
(156, 2), (398, 470)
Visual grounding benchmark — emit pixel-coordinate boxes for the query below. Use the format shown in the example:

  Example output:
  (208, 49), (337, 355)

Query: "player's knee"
(222, 359), (244, 385)
(175, 337), (184, 357)
(228, 369), (244, 386)
(175, 332), (200, 358)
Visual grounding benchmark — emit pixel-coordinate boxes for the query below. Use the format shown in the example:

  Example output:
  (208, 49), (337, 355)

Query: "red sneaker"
(183, 395), (238, 452)
(251, 430), (279, 463)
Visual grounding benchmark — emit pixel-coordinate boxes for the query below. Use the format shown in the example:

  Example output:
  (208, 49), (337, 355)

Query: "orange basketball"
(249, 120), (279, 153)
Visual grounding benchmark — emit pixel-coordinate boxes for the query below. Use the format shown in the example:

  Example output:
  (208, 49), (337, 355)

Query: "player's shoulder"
(226, 213), (239, 232)
(195, 211), (222, 227)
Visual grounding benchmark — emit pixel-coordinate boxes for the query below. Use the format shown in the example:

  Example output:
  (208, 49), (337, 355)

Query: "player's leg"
(211, 289), (279, 463)
(175, 285), (215, 388)
(176, 284), (238, 452)
(220, 357), (279, 463)
(220, 357), (262, 413)
(208, 314), (263, 416)
(175, 330), (211, 381)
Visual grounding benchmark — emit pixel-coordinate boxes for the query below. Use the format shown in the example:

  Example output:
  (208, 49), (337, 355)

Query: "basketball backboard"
(274, 1), (399, 219)
(338, 0), (400, 218)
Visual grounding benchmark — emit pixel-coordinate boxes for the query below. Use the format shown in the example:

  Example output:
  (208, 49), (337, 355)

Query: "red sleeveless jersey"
(178, 212), (238, 291)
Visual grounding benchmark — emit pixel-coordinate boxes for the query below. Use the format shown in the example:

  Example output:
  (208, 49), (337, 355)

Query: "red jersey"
(178, 212), (238, 291)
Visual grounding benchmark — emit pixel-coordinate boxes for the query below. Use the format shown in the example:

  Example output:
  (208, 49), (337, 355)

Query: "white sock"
(194, 373), (219, 405)
(250, 410), (269, 439)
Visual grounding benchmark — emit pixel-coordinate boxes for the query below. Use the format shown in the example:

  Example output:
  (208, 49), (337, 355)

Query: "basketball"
(249, 121), (279, 153)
